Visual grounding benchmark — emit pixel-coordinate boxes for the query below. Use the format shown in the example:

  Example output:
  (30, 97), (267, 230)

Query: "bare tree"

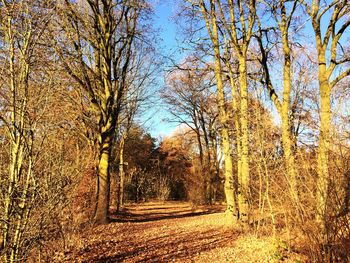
(162, 61), (217, 203)
(256, 0), (300, 206)
(0, 1), (53, 261)
(114, 39), (160, 212)
(299, 0), (350, 231)
(216, 0), (256, 224)
(55, 0), (145, 224)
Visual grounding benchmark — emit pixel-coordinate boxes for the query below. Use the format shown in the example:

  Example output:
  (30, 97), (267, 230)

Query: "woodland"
(0, 0), (350, 262)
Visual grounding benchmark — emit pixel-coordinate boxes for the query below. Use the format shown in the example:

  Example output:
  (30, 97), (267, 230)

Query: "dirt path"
(62, 202), (303, 262)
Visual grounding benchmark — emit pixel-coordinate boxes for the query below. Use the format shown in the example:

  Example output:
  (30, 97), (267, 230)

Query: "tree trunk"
(200, 0), (237, 220)
(199, 109), (211, 203)
(209, 125), (219, 203)
(211, 8), (237, 219)
(194, 112), (206, 203)
(117, 134), (126, 213)
(94, 132), (113, 224)
(238, 57), (250, 223)
(226, 61), (241, 212)
(93, 7), (115, 223)
(281, 17), (299, 204)
(316, 72), (331, 226)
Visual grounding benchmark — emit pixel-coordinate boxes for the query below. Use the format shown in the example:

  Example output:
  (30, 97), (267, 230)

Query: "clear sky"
(146, 1), (349, 140)
(145, 0), (182, 139)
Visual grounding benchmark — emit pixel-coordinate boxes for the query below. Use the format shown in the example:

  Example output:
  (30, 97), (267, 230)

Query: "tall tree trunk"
(196, 130), (206, 203)
(117, 134), (126, 213)
(256, 0), (299, 208)
(208, 2), (237, 218)
(94, 130), (113, 224)
(225, 54), (241, 210)
(199, 110), (212, 203)
(194, 110), (206, 203)
(306, 0), (350, 237)
(93, 9), (114, 223)
(238, 56), (250, 222)
(57, 0), (138, 225)
(316, 68), (331, 226)
(200, 0), (236, 218)
(209, 124), (219, 203)
(280, 11), (299, 204)
(219, 0), (255, 223)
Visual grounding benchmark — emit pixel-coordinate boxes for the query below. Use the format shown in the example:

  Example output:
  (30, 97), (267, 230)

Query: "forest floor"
(61, 202), (307, 262)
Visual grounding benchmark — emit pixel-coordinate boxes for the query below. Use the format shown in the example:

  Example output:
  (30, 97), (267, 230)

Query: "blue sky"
(145, 0), (181, 138)
(152, 0), (178, 53)
(145, 1), (350, 140)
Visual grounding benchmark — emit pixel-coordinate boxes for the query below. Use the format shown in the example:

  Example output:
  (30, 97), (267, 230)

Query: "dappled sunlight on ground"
(110, 201), (226, 225)
(61, 202), (306, 262)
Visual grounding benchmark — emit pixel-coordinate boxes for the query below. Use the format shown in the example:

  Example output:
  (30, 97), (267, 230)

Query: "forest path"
(63, 202), (295, 262)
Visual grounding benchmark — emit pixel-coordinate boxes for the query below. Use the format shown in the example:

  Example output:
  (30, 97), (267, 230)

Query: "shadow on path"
(94, 228), (235, 263)
(109, 202), (224, 223)
(67, 202), (234, 263)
